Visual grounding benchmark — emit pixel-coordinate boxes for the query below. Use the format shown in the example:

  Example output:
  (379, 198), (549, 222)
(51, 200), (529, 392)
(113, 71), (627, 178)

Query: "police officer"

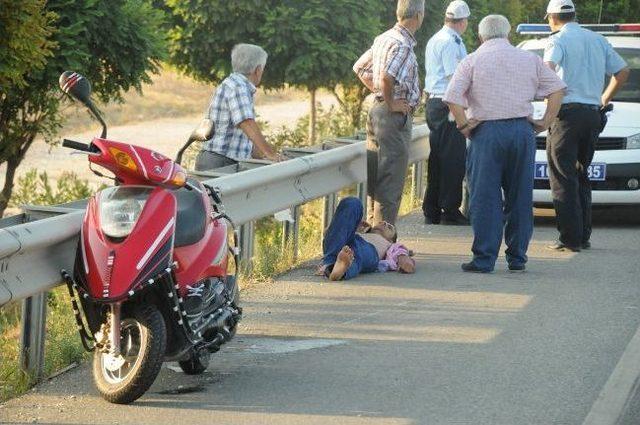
(422, 0), (470, 225)
(544, 0), (629, 251)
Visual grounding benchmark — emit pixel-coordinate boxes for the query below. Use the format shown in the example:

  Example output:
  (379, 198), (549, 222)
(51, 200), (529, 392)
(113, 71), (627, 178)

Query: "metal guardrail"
(0, 123), (429, 378)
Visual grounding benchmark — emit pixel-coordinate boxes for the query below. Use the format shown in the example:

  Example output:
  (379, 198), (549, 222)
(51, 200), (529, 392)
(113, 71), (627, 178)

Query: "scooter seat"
(174, 179), (207, 247)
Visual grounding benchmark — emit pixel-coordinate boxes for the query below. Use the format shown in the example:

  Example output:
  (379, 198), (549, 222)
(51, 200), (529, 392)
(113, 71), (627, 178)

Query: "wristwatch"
(457, 121), (469, 131)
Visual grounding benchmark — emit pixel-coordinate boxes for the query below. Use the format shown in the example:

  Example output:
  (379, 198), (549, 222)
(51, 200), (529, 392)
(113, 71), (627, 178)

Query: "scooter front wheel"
(92, 305), (166, 404)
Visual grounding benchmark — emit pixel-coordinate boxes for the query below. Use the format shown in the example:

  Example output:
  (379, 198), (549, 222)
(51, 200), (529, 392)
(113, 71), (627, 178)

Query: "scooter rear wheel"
(92, 305), (166, 404)
(178, 349), (210, 375)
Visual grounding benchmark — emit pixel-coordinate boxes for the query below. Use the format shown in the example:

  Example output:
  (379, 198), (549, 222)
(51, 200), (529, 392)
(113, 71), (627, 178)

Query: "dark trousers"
(195, 150), (237, 171)
(547, 106), (601, 247)
(422, 98), (467, 220)
(321, 197), (379, 280)
(467, 119), (535, 271)
(366, 100), (412, 225)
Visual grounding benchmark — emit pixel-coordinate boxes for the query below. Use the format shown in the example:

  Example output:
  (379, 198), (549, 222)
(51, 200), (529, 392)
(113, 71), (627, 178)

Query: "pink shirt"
(443, 38), (566, 121)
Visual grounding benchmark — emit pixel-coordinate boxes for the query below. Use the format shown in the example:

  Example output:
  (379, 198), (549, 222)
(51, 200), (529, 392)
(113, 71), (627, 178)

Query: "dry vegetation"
(61, 66), (312, 133)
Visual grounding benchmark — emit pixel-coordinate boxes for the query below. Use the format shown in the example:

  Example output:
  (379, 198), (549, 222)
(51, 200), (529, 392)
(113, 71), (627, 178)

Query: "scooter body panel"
(173, 183), (229, 292)
(89, 138), (186, 188)
(80, 186), (177, 300)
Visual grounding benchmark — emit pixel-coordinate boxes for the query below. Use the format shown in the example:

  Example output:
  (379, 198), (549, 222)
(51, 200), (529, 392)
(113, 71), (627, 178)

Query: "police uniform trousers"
(467, 118), (535, 271)
(547, 104), (601, 248)
(422, 97), (467, 221)
(366, 99), (412, 225)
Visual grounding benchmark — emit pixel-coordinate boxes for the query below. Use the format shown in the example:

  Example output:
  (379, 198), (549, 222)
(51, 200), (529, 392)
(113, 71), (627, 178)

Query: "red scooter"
(58, 71), (241, 404)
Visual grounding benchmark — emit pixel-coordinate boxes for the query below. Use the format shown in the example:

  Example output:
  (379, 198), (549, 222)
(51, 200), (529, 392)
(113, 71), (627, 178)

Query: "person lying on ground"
(318, 197), (415, 281)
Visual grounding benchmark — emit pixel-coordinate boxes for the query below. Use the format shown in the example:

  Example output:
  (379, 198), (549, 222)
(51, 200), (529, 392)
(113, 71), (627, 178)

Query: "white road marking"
(582, 324), (640, 425)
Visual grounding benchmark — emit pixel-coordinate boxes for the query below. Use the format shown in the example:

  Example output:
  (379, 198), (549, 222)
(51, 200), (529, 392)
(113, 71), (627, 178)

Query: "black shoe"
(461, 262), (492, 273)
(508, 264), (526, 272)
(441, 212), (469, 226)
(581, 241), (591, 249)
(425, 216), (440, 225)
(547, 241), (581, 252)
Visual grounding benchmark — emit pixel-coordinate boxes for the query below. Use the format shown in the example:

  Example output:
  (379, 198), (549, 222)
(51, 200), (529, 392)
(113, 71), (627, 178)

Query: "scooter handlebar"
(62, 138), (92, 152)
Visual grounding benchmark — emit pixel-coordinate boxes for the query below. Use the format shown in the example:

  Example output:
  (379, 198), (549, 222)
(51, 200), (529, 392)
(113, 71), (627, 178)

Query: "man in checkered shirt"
(195, 44), (281, 171)
(353, 0), (424, 226)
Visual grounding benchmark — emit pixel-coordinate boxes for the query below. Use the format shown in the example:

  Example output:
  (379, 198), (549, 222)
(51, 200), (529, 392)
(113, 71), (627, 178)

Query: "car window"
(527, 47), (640, 103)
(614, 49), (640, 102)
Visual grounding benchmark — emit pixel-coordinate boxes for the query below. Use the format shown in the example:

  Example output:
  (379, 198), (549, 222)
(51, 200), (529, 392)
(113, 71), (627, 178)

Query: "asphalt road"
(2, 207), (639, 425)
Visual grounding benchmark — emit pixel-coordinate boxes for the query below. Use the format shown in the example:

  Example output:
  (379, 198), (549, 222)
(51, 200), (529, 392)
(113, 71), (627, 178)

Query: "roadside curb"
(582, 324), (640, 425)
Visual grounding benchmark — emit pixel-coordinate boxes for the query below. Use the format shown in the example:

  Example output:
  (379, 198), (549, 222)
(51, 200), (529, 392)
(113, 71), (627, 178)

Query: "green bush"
(268, 103), (364, 150)
(9, 169), (103, 207)
(0, 287), (87, 402)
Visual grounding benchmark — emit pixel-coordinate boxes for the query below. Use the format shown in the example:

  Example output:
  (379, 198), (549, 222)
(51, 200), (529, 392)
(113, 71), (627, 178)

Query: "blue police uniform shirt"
(424, 26), (467, 95)
(544, 22), (627, 105)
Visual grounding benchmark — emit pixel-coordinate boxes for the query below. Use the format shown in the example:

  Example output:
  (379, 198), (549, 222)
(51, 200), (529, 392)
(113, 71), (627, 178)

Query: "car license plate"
(534, 162), (606, 181)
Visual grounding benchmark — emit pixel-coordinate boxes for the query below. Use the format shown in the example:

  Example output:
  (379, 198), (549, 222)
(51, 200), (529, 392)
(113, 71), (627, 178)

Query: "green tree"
(261, 0), (383, 142)
(0, 0), (166, 216)
(166, 0), (382, 142)
(0, 0), (55, 90)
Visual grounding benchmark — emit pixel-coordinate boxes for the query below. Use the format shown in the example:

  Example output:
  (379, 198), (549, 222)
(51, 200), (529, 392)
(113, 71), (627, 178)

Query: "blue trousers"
(467, 119), (535, 271)
(322, 197), (379, 280)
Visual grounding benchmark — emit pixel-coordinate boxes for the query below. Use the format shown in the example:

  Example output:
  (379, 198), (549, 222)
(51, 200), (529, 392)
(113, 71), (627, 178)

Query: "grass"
(0, 287), (87, 402)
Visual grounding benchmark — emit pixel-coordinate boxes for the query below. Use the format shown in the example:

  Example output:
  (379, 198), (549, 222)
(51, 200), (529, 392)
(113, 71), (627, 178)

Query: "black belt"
(561, 103), (600, 111)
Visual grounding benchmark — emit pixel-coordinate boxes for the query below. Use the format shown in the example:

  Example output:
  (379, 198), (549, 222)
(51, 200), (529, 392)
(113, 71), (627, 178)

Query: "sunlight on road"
(242, 285), (532, 344)
(242, 323), (500, 344)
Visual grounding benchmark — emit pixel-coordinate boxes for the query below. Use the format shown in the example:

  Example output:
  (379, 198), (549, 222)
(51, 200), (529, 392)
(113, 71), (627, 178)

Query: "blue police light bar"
(516, 24), (551, 35)
(517, 23), (640, 35)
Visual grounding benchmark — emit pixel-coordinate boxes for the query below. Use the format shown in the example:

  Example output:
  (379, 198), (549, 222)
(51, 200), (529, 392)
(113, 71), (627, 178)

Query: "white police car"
(516, 24), (640, 207)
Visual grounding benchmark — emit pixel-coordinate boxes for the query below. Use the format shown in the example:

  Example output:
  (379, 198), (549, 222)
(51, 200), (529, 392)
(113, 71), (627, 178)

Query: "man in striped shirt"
(353, 0), (424, 225)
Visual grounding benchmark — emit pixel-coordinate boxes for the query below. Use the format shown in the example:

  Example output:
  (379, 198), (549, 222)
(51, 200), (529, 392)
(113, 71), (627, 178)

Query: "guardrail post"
(238, 221), (255, 272)
(322, 193), (337, 234)
(357, 182), (367, 217)
(412, 160), (426, 204)
(282, 206), (301, 262)
(20, 292), (47, 380)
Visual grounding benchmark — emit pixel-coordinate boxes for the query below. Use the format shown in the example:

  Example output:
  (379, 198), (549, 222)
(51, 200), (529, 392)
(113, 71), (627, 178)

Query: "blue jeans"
(466, 119), (535, 271)
(322, 197), (379, 280)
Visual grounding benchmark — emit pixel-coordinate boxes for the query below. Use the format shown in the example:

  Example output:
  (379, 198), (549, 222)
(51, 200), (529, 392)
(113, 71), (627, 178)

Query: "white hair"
(231, 44), (268, 75)
(396, 0), (425, 21)
(478, 15), (511, 41)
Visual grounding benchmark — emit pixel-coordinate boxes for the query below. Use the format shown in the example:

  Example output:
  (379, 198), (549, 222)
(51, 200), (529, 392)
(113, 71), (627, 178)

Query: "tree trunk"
(309, 88), (317, 144)
(0, 157), (20, 217)
(351, 97), (365, 131)
(331, 85), (367, 132)
(0, 129), (36, 217)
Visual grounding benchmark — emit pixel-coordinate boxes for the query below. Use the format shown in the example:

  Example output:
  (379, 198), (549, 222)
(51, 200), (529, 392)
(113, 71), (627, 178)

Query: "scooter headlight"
(99, 186), (153, 238)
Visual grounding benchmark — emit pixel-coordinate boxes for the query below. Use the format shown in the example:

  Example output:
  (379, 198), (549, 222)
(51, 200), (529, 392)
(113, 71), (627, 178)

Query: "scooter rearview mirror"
(59, 71), (108, 139)
(59, 71), (92, 106)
